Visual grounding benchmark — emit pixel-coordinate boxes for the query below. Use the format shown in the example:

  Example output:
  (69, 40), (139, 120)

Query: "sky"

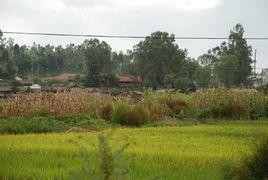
(0, 0), (268, 71)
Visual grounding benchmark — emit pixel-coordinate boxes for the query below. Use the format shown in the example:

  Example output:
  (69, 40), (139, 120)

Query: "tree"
(228, 24), (253, 86)
(199, 24), (253, 87)
(13, 44), (32, 78)
(133, 31), (186, 89)
(83, 39), (114, 87)
(215, 55), (239, 87)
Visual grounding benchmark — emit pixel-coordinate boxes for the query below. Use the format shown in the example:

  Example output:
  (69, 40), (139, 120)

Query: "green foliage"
(0, 115), (110, 134)
(195, 89), (268, 120)
(112, 101), (150, 126)
(0, 117), (67, 134)
(229, 138), (268, 180)
(143, 89), (191, 119)
(65, 115), (109, 130)
(32, 76), (42, 84)
(99, 100), (114, 121)
(257, 83), (268, 94)
(73, 74), (84, 84)
(198, 99), (247, 120)
(199, 24), (253, 87)
(83, 39), (115, 87)
(0, 88), (267, 130)
(215, 55), (239, 87)
(133, 31), (187, 89)
(0, 24), (255, 90)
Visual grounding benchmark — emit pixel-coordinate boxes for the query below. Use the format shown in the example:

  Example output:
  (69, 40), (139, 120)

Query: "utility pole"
(254, 49), (257, 76)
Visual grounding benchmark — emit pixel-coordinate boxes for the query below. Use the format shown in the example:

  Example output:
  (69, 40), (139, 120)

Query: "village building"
(30, 84), (42, 92)
(117, 76), (142, 88)
(261, 68), (268, 84)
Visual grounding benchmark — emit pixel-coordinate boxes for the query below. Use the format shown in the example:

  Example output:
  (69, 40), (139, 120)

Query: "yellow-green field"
(1, 121), (268, 179)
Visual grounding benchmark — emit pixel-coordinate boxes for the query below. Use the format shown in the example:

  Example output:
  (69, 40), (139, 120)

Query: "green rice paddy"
(1, 121), (268, 179)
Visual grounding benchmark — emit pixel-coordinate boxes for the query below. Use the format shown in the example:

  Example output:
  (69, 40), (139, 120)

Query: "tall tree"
(198, 24), (253, 87)
(228, 24), (253, 86)
(133, 31), (186, 89)
(215, 55), (239, 87)
(83, 39), (114, 87)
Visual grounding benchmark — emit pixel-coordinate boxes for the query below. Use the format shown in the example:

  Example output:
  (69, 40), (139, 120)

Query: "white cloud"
(0, 0), (267, 68)
(111, 0), (222, 11)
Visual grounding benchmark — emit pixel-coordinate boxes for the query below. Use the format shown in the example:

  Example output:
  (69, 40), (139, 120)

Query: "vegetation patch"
(0, 115), (110, 134)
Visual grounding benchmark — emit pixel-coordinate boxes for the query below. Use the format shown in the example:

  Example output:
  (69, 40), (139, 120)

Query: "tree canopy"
(0, 24), (255, 90)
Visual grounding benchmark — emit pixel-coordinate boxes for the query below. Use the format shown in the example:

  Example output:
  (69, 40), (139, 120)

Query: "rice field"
(1, 121), (268, 179)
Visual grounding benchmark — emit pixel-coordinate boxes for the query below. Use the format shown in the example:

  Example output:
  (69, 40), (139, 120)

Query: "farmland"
(0, 89), (267, 179)
(1, 121), (268, 179)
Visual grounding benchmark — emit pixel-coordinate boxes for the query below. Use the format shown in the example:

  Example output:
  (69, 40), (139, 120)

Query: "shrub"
(195, 89), (268, 120)
(143, 89), (191, 119)
(112, 102), (150, 126)
(99, 101), (114, 121)
(232, 138), (268, 180)
(166, 99), (188, 118)
(65, 115), (110, 130)
(0, 117), (67, 134)
(0, 115), (110, 134)
(32, 76), (42, 84)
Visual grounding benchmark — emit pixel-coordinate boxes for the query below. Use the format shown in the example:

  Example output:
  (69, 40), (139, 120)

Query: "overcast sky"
(0, 0), (267, 71)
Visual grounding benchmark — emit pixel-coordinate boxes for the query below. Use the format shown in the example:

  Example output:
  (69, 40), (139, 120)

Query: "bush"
(198, 99), (248, 120)
(195, 89), (268, 120)
(32, 76), (42, 84)
(0, 117), (67, 134)
(0, 115), (110, 134)
(65, 114), (110, 130)
(112, 101), (150, 126)
(232, 138), (268, 180)
(99, 101), (114, 121)
(166, 99), (188, 118)
(143, 89), (191, 119)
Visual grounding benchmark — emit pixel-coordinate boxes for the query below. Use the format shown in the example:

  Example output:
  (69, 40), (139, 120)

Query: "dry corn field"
(0, 92), (115, 119)
(0, 88), (267, 121)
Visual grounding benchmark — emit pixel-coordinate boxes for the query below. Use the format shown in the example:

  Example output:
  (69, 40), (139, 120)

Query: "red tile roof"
(118, 76), (142, 83)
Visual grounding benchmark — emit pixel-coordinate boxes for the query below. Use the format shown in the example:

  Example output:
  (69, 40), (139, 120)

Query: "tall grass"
(0, 92), (114, 120)
(0, 88), (267, 124)
(193, 88), (268, 120)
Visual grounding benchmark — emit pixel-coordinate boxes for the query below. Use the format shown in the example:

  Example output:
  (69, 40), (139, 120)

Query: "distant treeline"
(0, 23), (254, 91)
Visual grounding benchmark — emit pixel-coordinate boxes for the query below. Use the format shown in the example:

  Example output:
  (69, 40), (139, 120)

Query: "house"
(41, 73), (81, 82)
(0, 86), (12, 93)
(20, 80), (33, 86)
(117, 76), (142, 88)
(30, 84), (41, 92)
(0, 92), (6, 99)
(261, 68), (268, 84)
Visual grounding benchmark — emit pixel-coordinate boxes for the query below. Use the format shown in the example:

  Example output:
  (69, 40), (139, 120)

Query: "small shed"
(0, 92), (6, 99)
(118, 76), (142, 88)
(0, 86), (12, 93)
(30, 84), (41, 92)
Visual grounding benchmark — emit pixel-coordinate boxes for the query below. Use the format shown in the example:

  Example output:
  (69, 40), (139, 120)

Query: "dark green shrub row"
(0, 115), (109, 134)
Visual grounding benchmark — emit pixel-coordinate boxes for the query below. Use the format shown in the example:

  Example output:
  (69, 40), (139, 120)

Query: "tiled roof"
(118, 76), (142, 83)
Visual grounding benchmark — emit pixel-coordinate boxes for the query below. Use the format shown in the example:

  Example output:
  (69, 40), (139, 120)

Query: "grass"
(1, 121), (268, 179)
(1, 88), (267, 122)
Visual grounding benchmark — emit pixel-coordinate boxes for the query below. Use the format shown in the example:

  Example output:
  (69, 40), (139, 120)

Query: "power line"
(2, 31), (268, 40)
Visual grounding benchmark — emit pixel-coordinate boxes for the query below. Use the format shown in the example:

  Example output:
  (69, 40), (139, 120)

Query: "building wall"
(262, 69), (268, 84)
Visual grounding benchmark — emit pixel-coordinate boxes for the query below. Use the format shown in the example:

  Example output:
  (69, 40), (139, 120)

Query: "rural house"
(117, 76), (142, 88)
